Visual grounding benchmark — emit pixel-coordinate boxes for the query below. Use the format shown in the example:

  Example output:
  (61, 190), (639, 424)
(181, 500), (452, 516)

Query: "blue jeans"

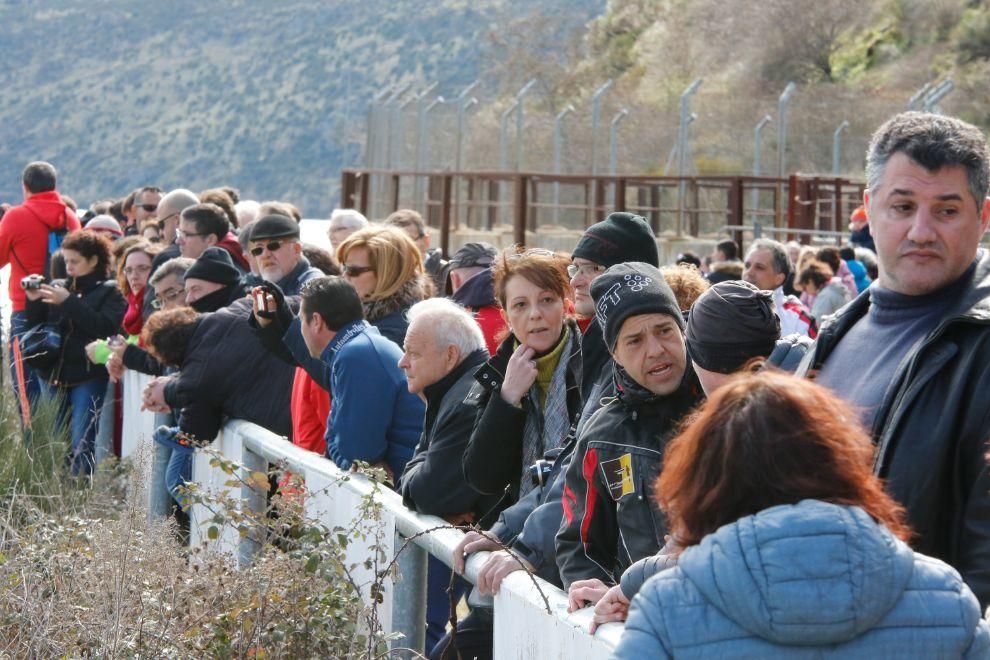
(153, 425), (194, 506)
(41, 378), (108, 476)
(10, 311), (41, 415)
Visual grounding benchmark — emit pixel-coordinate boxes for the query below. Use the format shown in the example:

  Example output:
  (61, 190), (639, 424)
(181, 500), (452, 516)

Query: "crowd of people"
(0, 109), (988, 659)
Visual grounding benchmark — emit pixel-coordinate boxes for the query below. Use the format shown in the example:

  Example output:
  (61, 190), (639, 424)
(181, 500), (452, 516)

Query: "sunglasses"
(249, 240), (288, 257)
(343, 264), (375, 277)
(135, 204), (158, 213)
(123, 264), (152, 276)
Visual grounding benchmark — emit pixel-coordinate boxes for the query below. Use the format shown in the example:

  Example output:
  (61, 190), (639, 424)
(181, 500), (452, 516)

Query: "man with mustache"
(800, 111), (990, 609)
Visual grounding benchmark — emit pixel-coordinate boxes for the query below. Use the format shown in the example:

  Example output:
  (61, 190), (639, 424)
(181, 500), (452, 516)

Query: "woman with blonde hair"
(337, 225), (429, 346)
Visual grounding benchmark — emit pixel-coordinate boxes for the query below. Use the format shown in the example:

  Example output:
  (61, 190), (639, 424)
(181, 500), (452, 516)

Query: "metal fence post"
(553, 104), (575, 224)
(238, 443), (267, 568)
(391, 530), (428, 658)
(676, 78), (702, 237)
(498, 101), (519, 226)
(775, 82), (797, 227)
(609, 107), (629, 206)
(515, 79), (538, 172)
(413, 83), (439, 211)
(832, 120), (850, 176)
(751, 114), (773, 224)
(590, 79), (614, 216)
(922, 79), (955, 113)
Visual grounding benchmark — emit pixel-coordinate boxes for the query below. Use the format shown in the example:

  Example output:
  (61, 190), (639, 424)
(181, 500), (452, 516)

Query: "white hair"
(329, 208), (369, 229)
(235, 200), (261, 226)
(406, 298), (487, 358)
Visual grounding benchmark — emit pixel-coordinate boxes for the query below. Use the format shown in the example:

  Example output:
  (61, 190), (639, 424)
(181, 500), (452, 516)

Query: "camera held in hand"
(20, 274), (45, 291)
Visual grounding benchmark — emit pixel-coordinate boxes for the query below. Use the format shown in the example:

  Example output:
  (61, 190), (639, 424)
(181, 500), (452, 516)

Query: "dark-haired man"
(800, 111), (990, 608)
(295, 277), (424, 478)
(706, 238), (742, 284)
(177, 203), (249, 271)
(557, 262), (703, 610)
(743, 238), (816, 338)
(0, 161), (82, 408)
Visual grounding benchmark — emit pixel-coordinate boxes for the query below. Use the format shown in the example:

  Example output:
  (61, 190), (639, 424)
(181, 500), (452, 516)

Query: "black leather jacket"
(797, 251), (990, 609)
(555, 367), (703, 588)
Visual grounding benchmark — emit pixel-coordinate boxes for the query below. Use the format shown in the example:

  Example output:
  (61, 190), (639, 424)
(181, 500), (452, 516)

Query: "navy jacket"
(399, 349), (502, 523)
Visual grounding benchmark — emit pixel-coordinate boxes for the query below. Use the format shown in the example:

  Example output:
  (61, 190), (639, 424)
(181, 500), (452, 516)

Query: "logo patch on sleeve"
(599, 453), (635, 501)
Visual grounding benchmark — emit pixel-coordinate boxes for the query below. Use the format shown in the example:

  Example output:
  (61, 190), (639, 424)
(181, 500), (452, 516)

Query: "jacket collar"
(809, 249), (990, 370)
(475, 317), (582, 392)
(613, 361), (703, 414)
(276, 256), (313, 290)
(321, 319), (371, 363)
(451, 269), (497, 308)
(67, 270), (106, 293)
(424, 349), (488, 406)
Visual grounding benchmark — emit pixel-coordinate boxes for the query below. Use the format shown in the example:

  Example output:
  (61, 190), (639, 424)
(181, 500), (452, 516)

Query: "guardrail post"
(391, 531), (428, 658)
(614, 177), (627, 212)
(238, 442), (267, 567)
(514, 174), (528, 246)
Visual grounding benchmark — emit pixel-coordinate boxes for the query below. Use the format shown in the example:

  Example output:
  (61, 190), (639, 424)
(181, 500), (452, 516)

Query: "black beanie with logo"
(591, 262), (683, 349)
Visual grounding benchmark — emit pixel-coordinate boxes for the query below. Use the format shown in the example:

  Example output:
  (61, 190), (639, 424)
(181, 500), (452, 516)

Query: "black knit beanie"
(185, 247), (242, 286)
(571, 212), (659, 268)
(685, 280), (780, 374)
(591, 262), (683, 350)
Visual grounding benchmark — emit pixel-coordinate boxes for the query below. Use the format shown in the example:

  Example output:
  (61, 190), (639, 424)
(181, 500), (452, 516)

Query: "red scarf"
(123, 287), (145, 336)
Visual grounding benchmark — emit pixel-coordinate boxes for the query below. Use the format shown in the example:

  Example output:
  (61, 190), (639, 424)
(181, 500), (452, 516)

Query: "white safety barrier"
(120, 378), (624, 658)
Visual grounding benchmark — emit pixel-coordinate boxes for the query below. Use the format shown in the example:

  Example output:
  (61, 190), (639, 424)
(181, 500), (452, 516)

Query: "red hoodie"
(0, 191), (81, 311)
(216, 232), (250, 271)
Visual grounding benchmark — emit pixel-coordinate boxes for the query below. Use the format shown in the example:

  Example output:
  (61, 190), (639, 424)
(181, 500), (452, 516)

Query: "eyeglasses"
(175, 228), (204, 240)
(151, 287), (184, 309)
(135, 204), (158, 213)
(509, 247), (556, 260)
(123, 264), (152, 276)
(567, 263), (607, 278)
(343, 264), (375, 277)
(249, 240), (287, 257)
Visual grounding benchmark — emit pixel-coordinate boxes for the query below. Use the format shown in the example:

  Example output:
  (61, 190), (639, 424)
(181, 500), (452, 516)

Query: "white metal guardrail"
(120, 371), (624, 657)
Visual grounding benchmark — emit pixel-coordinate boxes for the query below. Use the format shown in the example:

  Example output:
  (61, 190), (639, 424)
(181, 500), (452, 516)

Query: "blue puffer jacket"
(614, 500), (990, 659)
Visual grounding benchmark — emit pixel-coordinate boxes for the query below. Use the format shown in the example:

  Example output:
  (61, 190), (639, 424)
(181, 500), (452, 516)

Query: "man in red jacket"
(447, 242), (506, 355)
(0, 162), (81, 408)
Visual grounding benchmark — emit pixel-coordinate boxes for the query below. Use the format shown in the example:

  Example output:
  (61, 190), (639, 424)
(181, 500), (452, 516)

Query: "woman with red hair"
(610, 371), (988, 657)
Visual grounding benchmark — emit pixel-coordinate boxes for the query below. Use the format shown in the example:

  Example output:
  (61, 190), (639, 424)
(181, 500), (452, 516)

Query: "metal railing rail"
(120, 372), (623, 658)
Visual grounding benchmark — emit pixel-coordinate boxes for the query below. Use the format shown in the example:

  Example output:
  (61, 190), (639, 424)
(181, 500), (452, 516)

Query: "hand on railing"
(452, 530), (500, 574)
(567, 578), (611, 613)
(107, 355), (126, 383)
(590, 584), (630, 633)
(476, 549), (534, 596)
(141, 376), (172, 413)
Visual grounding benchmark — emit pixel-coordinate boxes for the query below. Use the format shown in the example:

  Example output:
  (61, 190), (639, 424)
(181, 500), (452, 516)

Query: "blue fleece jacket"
(320, 320), (425, 478)
(614, 500), (990, 659)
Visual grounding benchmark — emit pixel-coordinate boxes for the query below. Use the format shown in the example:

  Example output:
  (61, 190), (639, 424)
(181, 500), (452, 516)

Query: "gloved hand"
(251, 281), (294, 331)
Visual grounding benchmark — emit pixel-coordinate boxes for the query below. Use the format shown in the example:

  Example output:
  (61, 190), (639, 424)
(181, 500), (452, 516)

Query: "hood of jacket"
(216, 232), (250, 271)
(451, 269), (497, 308)
(24, 191), (73, 229)
(678, 500), (914, 646)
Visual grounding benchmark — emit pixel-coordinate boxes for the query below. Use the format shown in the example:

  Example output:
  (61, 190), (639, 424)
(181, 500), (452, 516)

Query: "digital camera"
(20, 274), (45, 291)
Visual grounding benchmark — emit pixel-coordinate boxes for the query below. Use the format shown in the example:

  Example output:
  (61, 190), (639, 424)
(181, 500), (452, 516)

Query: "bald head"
(158, 189), (200, 243)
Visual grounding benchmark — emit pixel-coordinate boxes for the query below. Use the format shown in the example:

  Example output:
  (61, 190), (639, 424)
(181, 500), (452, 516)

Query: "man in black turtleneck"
(182, 247), (249, 313)
(800, 111), (990, 609)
